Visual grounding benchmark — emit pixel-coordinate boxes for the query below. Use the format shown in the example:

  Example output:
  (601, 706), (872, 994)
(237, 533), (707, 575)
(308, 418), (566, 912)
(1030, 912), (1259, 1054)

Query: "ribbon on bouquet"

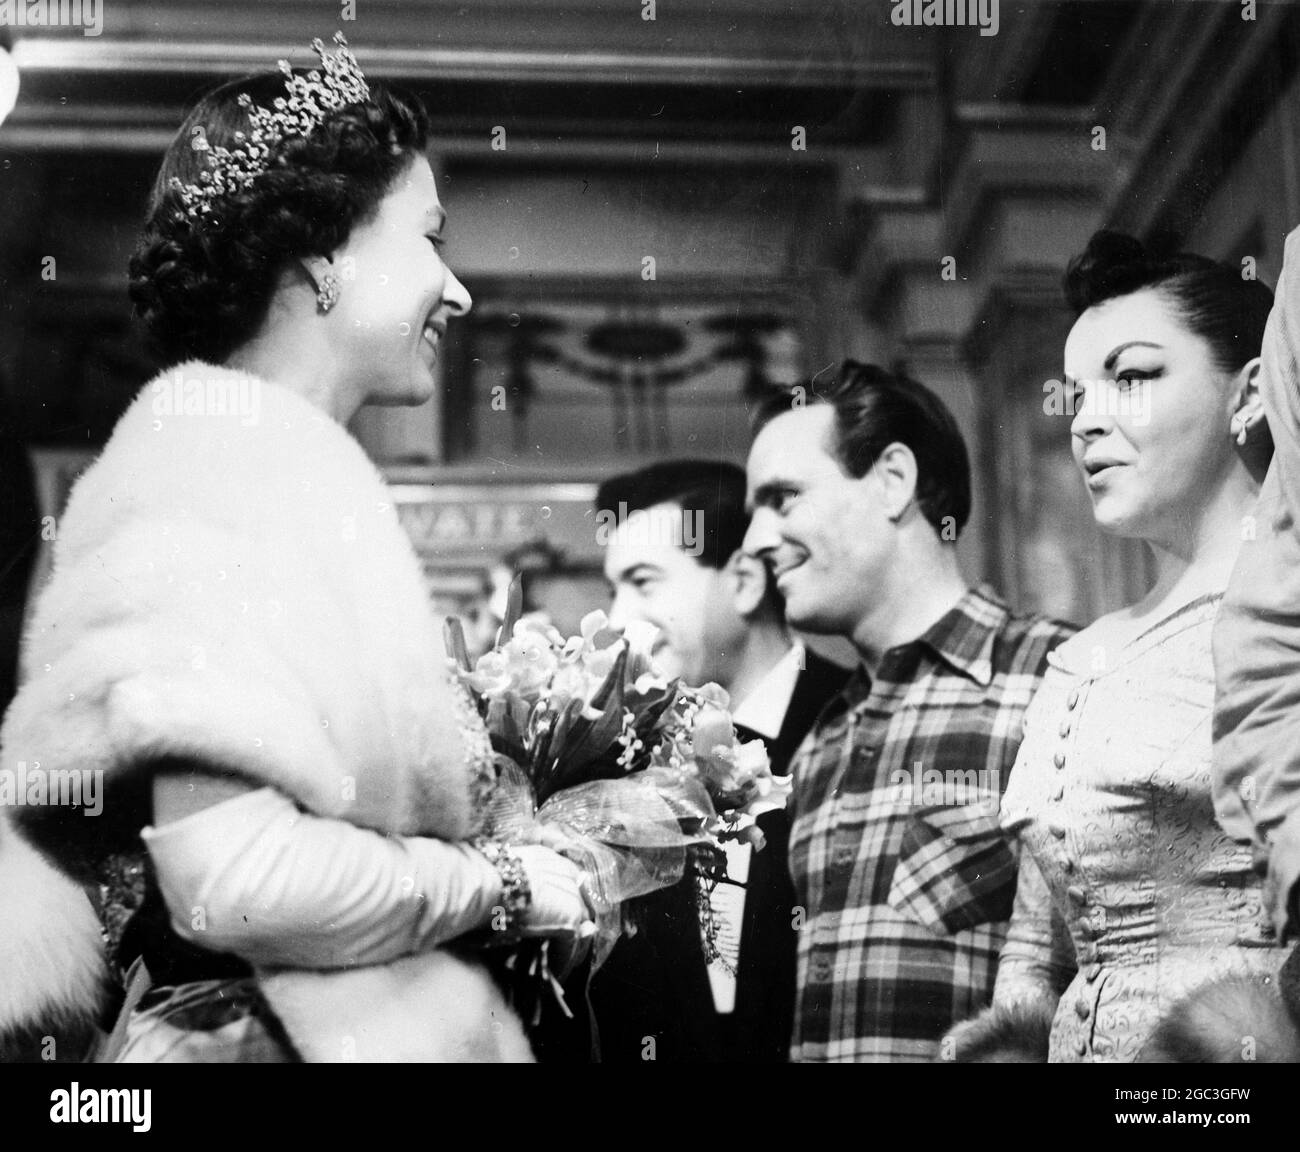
(483, 756), (718, 971)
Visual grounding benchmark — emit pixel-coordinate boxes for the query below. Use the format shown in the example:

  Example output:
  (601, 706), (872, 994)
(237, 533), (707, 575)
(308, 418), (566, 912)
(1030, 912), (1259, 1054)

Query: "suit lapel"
(731, 650), (849, 1058)
(769, 651), (850, 777)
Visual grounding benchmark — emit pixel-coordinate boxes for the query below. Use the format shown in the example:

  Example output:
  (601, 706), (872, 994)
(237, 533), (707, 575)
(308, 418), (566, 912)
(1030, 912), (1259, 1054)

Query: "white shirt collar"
(731, 643), (805, 740)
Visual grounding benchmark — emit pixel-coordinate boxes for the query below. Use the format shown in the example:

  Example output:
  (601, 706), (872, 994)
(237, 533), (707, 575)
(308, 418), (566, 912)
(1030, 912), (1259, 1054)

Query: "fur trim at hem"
(0, 818), (107, 1056)
(1139, 971), (1300, 1063)
(258, 951), (534, 1062)
(937, 1000), (1054, 1063)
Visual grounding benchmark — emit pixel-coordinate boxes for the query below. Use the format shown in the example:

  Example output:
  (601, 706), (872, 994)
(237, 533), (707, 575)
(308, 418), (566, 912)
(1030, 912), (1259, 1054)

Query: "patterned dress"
(996, 593), (1286, 1062)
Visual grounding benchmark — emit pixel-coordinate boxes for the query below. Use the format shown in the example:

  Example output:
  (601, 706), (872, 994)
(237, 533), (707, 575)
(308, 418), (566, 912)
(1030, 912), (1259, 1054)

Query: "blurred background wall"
(1, 0), (1297, 649)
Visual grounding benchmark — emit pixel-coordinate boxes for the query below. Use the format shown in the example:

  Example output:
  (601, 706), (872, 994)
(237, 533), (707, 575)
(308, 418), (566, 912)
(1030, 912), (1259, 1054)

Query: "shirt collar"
(912, 583), (1008, 688)
(732, 643), (805, 740)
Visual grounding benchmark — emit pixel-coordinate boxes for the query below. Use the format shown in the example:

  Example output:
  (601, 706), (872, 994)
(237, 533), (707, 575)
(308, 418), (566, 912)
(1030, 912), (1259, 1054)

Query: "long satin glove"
(143, 786), (515, 970)
(513, 844), (595, 936)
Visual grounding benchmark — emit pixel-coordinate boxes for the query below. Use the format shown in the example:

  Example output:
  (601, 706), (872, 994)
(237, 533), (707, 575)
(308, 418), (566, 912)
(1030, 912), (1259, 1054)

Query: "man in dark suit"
(588, 460), (847, 1062)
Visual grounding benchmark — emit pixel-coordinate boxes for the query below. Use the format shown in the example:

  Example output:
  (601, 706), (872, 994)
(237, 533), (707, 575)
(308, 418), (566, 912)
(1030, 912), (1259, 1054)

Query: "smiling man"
(588, 459), (847, 1063)
(744, 362), (1074, 1062)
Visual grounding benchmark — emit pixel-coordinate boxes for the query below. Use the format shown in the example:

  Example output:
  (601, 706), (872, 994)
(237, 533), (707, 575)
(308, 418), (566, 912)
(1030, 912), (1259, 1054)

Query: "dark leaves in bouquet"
(487, 694), (530, 767)
(498, 575), (524, 646)
(537, 647), (630, 800)
(624, 685), (679, 769)
(443, 616), (473, 674)
(526, 700), (563, 792)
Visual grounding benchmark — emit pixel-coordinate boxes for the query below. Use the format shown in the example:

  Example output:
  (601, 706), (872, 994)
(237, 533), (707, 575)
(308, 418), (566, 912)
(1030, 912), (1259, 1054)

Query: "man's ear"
(728, 550), (770, 619)
(873, 442), (919, 523)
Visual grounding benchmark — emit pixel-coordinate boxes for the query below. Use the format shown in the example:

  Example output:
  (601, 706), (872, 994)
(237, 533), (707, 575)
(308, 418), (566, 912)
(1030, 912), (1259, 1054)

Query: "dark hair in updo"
(1063, 230), (1274, 374)
(128, 72), (431, 366)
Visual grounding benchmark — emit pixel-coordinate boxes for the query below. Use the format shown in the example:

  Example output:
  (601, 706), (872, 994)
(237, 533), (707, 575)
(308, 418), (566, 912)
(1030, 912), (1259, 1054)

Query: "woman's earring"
(1232, 411), (1250, 446)
(316, 272), (340, 314)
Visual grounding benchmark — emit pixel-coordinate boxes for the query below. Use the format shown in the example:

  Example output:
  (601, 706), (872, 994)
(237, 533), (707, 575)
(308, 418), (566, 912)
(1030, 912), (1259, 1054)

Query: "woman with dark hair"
(0, 34), (591, 1063)
(944, 231), (1289, 1062)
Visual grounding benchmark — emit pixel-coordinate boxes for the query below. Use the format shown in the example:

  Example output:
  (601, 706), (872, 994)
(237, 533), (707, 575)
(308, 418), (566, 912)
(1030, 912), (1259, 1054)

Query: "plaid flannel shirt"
(788, 584), (1075, 1062)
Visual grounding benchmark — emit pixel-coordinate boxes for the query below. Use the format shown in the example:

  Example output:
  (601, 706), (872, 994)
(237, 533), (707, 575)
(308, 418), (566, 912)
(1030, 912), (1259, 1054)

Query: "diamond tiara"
(168, 31), (371, 223)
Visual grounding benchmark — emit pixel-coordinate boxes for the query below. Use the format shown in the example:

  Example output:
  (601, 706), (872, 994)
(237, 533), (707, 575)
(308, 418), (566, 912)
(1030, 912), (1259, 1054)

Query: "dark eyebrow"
(614, 562), (663, 582)
(1103, 341), (1163, 373)
(750, 480), (794, 512)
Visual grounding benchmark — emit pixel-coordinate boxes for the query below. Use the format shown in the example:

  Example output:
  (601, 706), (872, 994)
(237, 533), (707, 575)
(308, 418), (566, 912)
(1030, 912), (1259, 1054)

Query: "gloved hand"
(145, 786), (535, 968)
(512, 843), (597, 938)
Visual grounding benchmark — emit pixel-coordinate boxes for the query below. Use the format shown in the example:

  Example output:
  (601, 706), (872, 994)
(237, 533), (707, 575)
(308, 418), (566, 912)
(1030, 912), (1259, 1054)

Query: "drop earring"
(316, 272), (340, 314)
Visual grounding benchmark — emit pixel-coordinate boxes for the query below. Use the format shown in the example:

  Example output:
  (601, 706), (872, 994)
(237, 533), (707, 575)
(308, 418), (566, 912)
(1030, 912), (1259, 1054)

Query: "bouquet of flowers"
(445, 591), (791, 1018)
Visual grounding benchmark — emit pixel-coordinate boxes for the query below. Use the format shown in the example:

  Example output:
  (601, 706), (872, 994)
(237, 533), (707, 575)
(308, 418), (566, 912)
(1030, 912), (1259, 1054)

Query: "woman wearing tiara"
(944, 232), (1290, 1062)
(0, 34), (592, 1063)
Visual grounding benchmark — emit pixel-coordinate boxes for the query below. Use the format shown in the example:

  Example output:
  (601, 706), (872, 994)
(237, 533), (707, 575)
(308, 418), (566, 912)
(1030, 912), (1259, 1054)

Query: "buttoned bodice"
(997, 594), (1284, 1062)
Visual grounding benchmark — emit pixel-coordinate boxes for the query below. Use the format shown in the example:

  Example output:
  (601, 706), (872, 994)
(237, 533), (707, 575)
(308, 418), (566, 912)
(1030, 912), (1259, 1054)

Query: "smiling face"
(743, 405), (888, 637)
(1065, 287), (1241, 545)
(602, 503), (743, 684)
(327, 153), (471, 407)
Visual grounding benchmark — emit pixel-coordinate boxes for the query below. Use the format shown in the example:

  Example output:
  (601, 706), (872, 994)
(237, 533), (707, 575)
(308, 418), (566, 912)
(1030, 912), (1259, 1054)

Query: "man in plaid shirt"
(744, 361), (1074, 1062)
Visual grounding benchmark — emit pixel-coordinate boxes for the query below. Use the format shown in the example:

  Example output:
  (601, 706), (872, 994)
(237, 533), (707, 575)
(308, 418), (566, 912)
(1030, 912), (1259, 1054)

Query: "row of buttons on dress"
(1049, 681), (1106, 1056)
(1047, 685), (1080, 853)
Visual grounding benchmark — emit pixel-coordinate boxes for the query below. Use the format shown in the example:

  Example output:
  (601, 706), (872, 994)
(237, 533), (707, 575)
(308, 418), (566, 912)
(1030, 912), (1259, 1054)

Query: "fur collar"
(0, 361), (496, 1047)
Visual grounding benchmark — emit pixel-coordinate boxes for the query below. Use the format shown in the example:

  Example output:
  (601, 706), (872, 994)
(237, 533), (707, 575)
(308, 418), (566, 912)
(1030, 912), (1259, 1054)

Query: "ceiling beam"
(8, 36), (934, 90)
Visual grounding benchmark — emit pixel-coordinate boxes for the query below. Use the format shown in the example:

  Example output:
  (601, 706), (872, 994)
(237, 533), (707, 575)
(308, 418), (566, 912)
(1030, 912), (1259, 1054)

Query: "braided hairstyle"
(128, 71), (431, 366)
